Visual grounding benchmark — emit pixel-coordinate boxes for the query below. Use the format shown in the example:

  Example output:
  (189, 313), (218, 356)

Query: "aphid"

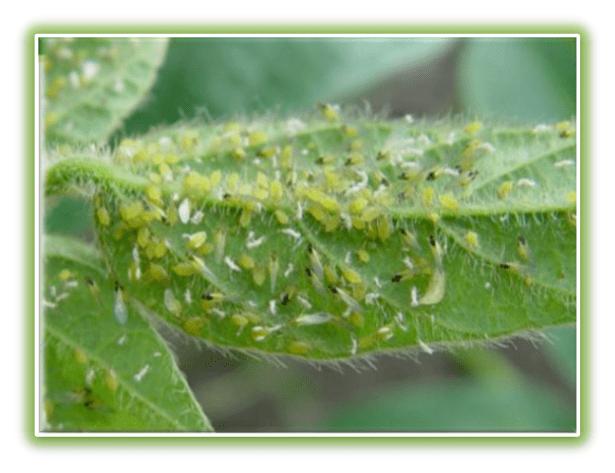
(105, 369), (118, 393)
(238, 254), (255, 270)
(464, 231), (479, 249)
(184, 289), (193, 304)
(288, 340), (311, 355)
(458, 169), (479, 187)
(400, 228), (418, 249)
(133, 364), (150, 383)
(85, 277), (100, 301)
(318, 102), (340, 122)
(517, 235), (531, 261)
(554, 159), (575, 168)
(185, 231), (207, 250)
(497, 181), (514, 200)
(96, 207), (111, 226)
(113, 282), (128, 325)
(331, 286), (362, 313)
(279, 286), (297, 305)
(419, 269), (446, 305)
(201, 291), (225, 311)
(555, 121), (574, 138)
(376, 326), (393, 341)
(305, 267), (326, 293)
(251, 324), (282, 342)
(173, 261), (197, 277)
(268, 299), (277, 315)
(269, 254), (279, 292)
(422, 186), (435, 208)
(307, 245), (324, 281)
(248, 130), (268, 147)
(145, 185), (163, 205)
(429, 234), (444, 266)
(316, 154), (335, 166)
(74, 347), (88, 365)
(164, 288), (182, 316)
(439, 193), (460, 212)
(341, 267), (362, 285)
(274, 209), (289, 225)
(252, 266), (266, 286)
(178, 198), (191, 224)
(464, 121), (482, 135)
(365, 292), (380, 305)
(297, 294), (313, 309)
(224, 256), (242, 273)
(183, 317), (205, 336)
(231, 314), (250, 332)
(345, 152), (364, 167)
(356, 249), (370, 263)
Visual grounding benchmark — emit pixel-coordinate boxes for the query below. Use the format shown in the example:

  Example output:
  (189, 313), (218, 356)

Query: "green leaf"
(119, 38), (452, 135)
(457, 38), (576, 122)
(544, 325), (576, 387)
(42, 235), (212, 432)
(41, 37), (168, 145)
(45, 112), (577, 361)
(323, 378), (575, 432)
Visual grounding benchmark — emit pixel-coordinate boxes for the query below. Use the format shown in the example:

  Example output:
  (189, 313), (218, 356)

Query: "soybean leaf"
(323, 378), (575, 432)
(42, 235), (212, 432)
(45, 111), (577, 361)
(41, 37), (168, 145)
(457, 38), (576, 122)
(544, 325), (577, 387)
(120, 38), (453, 135)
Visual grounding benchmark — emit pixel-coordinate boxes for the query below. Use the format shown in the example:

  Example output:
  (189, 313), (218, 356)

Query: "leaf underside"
(41, 37), (168, 145)
(45, 112), (577, 361)
(42, 235), (212, 432)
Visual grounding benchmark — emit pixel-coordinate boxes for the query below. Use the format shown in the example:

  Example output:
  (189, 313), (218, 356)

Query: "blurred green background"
(45, 37), (577, 432)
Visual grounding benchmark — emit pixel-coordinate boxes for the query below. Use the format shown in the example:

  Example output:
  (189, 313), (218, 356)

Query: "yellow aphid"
(119, 201), (145, 225)
(377, 150), (391, 162)
(200, 291), (224, 311)
(422, 186), (435, 207)
(556, 121), (574, 138)
(183, 317), (205, 336)
(349, 197), (368, 215)
(356, 249), (370, 263)
(253, 188), (269, 200)
(183, 171), (210, 197)
(197, 242), (214, 256)
(210, 170), (222, 187)
(341, 267), (362, 285)
(58, 269), (73, 281)
(349, 311), (364, 329)
(318, 102), (339, 122)
(158, 163), (173, 181)
(497, 181), (514, 199)
(270, 180), (284, 202)
(274, 209), (289, 225)
(566, 191), (577, 204)
(239, 208), (252, 227)
(342, 125), (358, 137)
(258, 146), (277, 158)
(180, 130), (199, 152)
(147, 239), (168, 259)
(352, 282), (367, 301)
(238, 254), (255, 270)
(74, 347), (88, 365)
(464, 231), (479, 249)
(145, 185), (163, 205)
(400, 229), (418, 248)
(186, 231), (207, 250)
(517, 235), (531, 261)
(85, 277), (100, 299)
(137, 227), (150, 248)
(96, 207), (111, 226)
(324, 265), (338, 285)
(360, 206), (381, 223)
(345, 152), (364, 166)
(429, 212), (441, 223)
(227, 173), (240, 193)
(105, 369), (118, 393)
(349, 140), (363, 151)
(420, 269), (446, 305)
(376, 216), (392, 241)
(248, 131), (268, 147)
(173, 262), (197, 277)
(231, 147), (246, 161)
(288, 340), (311, 355)
(146, 263), (168, 282)
(252, 266), (266, 286)
(166, 204), (178, 225)
(280, 145), (293, 168)
(304, 188), (340, 212)
(464, 121), (482, 135)
(256, 172), (269, 188)
(231, 314), (250, 330)
(45, 112), (59, 128)
(323, 214), (340, 232)
(439, 193), (460, 212)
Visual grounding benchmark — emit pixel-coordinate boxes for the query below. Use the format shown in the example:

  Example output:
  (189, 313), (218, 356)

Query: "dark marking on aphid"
(426, 171), (437, 181)
(391, 273), (403, 283)
(429, 235), (436, 247)
(499, 263), (511, 270)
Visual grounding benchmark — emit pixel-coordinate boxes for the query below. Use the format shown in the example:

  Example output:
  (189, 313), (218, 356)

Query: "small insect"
(164, 288), (182, 316)
(294, 312), (332, 326)
(224, 256), (242, 273)
(178, 198), (191, 224)
(113, 282), (128, 325)
(330, 286), (362, 313)
(85, 277), (100, 301)
(307, 245), (324, 281)
(318, 102), (340, 122)
(305, 267), (326, 293)
(517, 235), (531, 261)
(316, 154), (335, 166)
(464, 231), (479, 249)
(497, 181), (514, 200)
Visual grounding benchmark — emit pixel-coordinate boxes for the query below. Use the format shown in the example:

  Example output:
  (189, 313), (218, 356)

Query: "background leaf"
(41, 37), (168, 145)
(119, 38), (453, 136)
(457, 38), (576, 122)
(42, 235), (212, 432)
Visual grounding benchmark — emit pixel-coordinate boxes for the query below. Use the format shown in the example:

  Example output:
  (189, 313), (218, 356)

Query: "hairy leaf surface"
(46, 113), (577, 361)
(42, 235), (212, 432)
(41, 37), (168, 145)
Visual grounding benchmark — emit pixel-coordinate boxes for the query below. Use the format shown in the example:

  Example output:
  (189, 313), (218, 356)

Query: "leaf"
(543, 325), (576, 387)
(119, 38), (453, 135)
(323, 378), (575, 432)
(42, 235), (212, 432)
(41, 37), (168, 145)
(45, 112), (577, 361)
(457, 38), (576, 122)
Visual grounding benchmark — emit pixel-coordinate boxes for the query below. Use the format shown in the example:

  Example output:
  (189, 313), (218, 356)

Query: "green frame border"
(25, 25), (588, 445)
